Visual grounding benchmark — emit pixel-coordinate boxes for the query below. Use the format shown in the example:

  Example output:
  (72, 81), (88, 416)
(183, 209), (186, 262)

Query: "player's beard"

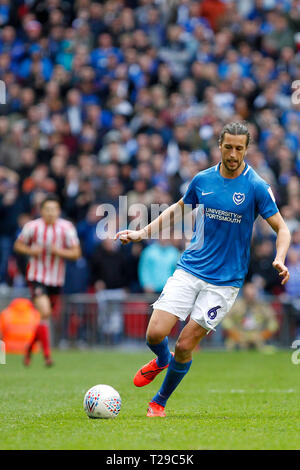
(223, 158), (244, 173)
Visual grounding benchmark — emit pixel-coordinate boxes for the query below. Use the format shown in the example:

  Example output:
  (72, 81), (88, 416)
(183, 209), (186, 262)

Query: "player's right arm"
(114, 198), (187, 245)
(14, 239), (43, 257)
(13, 222), (43, 257)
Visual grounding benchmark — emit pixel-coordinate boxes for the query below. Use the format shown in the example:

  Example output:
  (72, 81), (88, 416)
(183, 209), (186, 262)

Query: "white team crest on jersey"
(233, 192), (245, 205)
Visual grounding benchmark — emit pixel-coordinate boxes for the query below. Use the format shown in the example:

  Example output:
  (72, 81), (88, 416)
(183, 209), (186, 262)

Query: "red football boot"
(146, 402), (166, 417)
(133, 352), (174, 387)
(45, 357), (54, 367)
(23, 354), (31, 367)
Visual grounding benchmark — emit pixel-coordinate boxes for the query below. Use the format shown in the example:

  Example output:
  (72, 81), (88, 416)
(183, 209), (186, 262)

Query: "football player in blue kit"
(115, 122), (291, 417)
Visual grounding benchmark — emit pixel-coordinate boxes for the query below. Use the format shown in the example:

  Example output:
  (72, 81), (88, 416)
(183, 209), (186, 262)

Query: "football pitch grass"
(1, 349), (300, 450)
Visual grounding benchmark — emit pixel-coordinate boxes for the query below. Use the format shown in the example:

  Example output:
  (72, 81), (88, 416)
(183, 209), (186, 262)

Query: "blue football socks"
(152, 356), (192, 407)
(146, 337), (171, 368)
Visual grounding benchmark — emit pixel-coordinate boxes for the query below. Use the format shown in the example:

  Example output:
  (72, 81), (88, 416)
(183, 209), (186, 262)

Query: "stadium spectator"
(0, 169), (25, 285)
(138, 238), (180, 293)
(76, 203), (102, 259)
(222, 282), (279, 350)
(91, 237), (128, 292)
(247, 239), (283, 295)
(263, 12), (295, 54)
(198, 0), (227, 32)
(283, 247), (300, 341)
(91, 237), (129, 345)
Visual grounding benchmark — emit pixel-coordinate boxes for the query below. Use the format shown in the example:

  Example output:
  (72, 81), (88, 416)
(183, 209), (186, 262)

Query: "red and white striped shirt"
(17, 218), (80, 287)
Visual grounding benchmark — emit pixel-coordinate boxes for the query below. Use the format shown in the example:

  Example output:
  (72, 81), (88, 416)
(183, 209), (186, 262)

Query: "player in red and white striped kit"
(14, 194), (81, 366)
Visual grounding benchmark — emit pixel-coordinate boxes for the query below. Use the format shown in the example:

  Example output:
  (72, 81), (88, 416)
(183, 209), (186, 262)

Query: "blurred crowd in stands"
(0, 0), (300, 308)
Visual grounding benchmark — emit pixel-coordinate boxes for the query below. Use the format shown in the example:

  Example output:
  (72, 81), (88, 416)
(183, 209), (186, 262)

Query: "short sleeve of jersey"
(183, 175), (200, 209)
(17, 222), (33, 244)
(65, 223), (80, 248)
(255, 182), (278, 219)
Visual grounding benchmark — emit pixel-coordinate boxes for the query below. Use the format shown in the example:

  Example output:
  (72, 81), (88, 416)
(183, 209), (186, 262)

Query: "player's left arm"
(265, 212), (291, 285)
(50, 244), (82, 260)
(50, 223), (82, 260)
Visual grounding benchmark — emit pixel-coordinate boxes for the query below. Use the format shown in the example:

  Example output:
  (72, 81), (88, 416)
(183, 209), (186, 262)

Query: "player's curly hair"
(218, 122), (251, 147)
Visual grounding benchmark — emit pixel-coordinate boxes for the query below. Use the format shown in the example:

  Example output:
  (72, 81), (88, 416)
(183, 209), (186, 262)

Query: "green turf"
(0, 349), (299, 450)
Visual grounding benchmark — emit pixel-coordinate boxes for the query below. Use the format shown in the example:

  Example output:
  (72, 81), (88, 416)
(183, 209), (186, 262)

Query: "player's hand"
(114, 229), (146, 245)
(48, 245), (62, 257)
(29, 245), (43, 257)
(272, 259), (290, 285)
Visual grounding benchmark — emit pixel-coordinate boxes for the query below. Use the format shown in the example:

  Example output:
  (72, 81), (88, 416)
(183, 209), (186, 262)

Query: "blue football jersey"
(177, 163), (278, 287)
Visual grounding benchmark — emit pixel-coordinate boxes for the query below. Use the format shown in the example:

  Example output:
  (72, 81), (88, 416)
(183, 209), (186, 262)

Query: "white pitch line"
(208, 389), (296, 394)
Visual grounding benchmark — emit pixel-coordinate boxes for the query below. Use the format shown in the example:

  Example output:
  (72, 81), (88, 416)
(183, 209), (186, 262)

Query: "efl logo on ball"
(83, 384), (121, 419)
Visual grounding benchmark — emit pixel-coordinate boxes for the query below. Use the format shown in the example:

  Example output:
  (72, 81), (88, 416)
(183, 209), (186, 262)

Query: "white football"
(83, 384), (121, 419)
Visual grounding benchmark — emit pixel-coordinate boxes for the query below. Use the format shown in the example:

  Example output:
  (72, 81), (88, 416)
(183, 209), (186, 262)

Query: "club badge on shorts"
(207, 305), (222, 320)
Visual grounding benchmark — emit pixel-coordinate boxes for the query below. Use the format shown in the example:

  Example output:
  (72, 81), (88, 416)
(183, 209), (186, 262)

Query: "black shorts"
(29, 281), (62, 299)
